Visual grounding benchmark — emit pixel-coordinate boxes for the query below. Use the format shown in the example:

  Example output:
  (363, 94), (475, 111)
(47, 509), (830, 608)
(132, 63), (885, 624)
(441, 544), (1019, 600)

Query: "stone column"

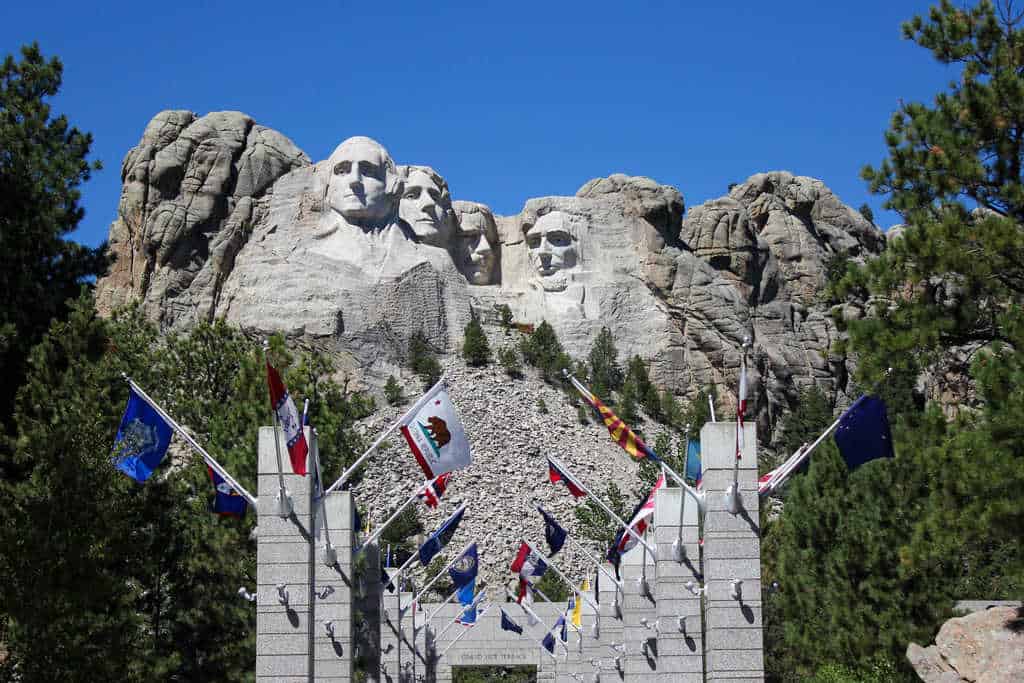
(314, 490), (355, 681)
(700, 422), (764, 682)
(654, 486), (704, 682)
(619, 531), (658, 679)
(256, 425), (316, 681)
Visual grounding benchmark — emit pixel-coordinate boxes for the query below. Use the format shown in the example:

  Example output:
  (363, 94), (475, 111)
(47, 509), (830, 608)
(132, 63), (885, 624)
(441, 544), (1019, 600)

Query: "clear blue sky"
(2, 0), (952, 249)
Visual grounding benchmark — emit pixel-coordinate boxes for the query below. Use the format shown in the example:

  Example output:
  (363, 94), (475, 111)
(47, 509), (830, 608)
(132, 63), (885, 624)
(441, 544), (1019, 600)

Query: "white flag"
(399, 381), (472, 478)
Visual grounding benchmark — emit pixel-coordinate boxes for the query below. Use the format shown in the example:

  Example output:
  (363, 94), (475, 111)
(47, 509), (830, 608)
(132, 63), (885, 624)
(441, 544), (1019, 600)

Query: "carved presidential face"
(325, 136), (398, 226)
(454, 202), (499, 285)
(399, 166), (452, 246)
(525, 211), (577, 290)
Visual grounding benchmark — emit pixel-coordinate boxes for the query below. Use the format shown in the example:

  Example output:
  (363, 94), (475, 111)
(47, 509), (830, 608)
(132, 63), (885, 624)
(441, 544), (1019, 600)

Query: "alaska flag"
(449, 543), (478, 589)
(685, 439), (702, 483)
(834, 395), (895, 470)
(500, 609), (523, 634)
(113, 388), (173, 483)
(542, 630), (556, 654)
(548, 458), (586, 498)
(208, 467), (247, 517)
(418, 506), (466, 566)
(537, 507), (567, 556)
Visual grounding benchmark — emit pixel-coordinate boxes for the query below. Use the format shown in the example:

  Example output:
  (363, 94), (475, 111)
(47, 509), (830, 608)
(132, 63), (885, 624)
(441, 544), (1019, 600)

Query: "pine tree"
(518, 320), (570, 384)
(0, 44), (109, 431)
(498, 345), (523, 379)
(776, 385), (833, 459)
(408, 330), (442, 388)
(587, 327), (623, 398)
(384, 375), (404, 405)
(462, 312), (491, 367)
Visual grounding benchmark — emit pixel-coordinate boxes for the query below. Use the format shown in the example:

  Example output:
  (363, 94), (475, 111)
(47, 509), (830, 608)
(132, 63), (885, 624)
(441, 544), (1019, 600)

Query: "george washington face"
(324, 136), (398, 227)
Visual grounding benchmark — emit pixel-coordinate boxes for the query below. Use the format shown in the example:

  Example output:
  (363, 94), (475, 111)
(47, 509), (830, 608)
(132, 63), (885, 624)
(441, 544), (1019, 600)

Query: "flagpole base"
(276, 489), (293, 518)
(672, 538), (687, 562)
(724, 484), (740, 515)
(323, 543), (337, 567)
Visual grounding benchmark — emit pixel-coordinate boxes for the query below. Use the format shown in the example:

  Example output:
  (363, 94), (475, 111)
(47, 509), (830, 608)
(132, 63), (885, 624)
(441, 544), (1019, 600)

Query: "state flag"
(685, 439), (702, 485)
(400, 380), (473, 479)
(607, 473), (664, 575)
(510, 541), (547, 579)
(537, 507), (567, 556)
(208, 466), (247, 517)
(112, 388), (173, 483)
(500, 609), (523, 634)
(266, 360), (308, 475)
(834, 395), (895, 469)
(548, 458), (586, 498)
(556, 614), (567, 642)
(417, 506), (466, 566)
(449, 543), (478, 589)
(416, 472), (451, 509)
(542, 630), (556, 654)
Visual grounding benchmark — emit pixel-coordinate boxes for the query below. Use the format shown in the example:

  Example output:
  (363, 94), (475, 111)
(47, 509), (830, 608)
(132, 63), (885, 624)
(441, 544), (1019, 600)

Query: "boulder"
(908, 606), (1024, 682)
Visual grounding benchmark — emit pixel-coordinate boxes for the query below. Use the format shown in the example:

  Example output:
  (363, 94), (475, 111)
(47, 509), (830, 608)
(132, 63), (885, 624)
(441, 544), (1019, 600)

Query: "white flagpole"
(564, 532), (621, 591)
(760, 417), (842, 495)
(506, 589), (568, 657)
(311, 428), (336, 565)
(408, 540), (475, 611)
(122, 376), (257, 507)
(525, 541), (600, 614)
(324, 374), (447, 495)
(547, 455), (657, 561)
(438, 602), (493, 659)
(355, 486), (427, 555)
(419, 585), (460, 628)
(262, 342), (293, 517)
(433, 589), (487, 643)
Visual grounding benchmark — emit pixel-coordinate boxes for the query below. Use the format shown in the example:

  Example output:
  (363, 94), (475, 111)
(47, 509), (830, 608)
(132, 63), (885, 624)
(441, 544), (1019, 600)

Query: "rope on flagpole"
(122, 375), (257, 507)
(324, 373), (447, 495)
(547, 455), (657, 562)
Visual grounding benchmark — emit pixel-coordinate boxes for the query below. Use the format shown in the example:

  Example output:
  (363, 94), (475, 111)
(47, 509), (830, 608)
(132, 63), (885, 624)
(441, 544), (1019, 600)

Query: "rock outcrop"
(97, 111), (887, 449)
(907, 606), (1024, 682)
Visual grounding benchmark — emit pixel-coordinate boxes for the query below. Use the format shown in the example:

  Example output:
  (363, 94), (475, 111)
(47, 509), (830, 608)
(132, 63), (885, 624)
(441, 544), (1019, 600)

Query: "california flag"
(400, 380), (473, 479)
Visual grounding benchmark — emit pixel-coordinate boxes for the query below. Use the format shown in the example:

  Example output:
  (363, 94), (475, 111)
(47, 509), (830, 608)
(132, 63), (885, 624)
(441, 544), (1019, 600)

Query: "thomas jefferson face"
(325, 137), (395, 225)
(400, 169), (446, 243)
(526, 211), (577, 278)
(456, 205), (498, 285)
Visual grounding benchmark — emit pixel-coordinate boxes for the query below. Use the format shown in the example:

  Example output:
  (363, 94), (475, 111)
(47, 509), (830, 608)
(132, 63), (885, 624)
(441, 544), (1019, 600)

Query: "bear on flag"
(400, 379), (473, 479)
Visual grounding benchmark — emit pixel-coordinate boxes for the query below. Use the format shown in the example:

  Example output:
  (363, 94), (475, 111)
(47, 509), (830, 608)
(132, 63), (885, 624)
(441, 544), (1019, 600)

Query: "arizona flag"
(266, 361), (308, 475)
(570, 377), (659, 462)
(400, 380), (472, 479)
(416, 472), (451, 508)
(208, 466), (247, 517)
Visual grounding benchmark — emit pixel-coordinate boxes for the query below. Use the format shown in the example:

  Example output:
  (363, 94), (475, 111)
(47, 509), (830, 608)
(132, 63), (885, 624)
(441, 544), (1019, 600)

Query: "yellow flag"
(573, 579), (588, 627)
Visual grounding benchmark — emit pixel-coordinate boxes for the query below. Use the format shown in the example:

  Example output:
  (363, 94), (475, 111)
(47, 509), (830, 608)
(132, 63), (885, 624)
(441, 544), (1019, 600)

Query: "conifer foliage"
(462, 312), (491, 367)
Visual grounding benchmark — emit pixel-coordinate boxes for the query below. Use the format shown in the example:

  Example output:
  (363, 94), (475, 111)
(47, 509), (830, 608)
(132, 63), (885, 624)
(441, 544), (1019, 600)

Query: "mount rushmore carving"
(96, 110), (887, 443)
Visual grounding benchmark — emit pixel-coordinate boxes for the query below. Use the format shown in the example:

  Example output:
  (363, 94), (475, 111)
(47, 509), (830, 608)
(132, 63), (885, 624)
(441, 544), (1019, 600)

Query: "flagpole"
(324, 374), (447, 495)
(506, 589), (567, 658)
(122, 376), (257, 507)
(564, 533), (621, 592)
(547, 456), (657, 561)
(433, 590), (486, 643)
(438, 602), (492, 659)
(420, 585), (460, 628)
(355, 487), (427, 555)
(563, 375), (704, 505)
(408, 540), (475, 610)
(678, 425), (691, 553)
(262, 342), (294, 518)
(525, 541), (600, 614)
(310, 428), (337, 565)
(761, 417), (841, 495)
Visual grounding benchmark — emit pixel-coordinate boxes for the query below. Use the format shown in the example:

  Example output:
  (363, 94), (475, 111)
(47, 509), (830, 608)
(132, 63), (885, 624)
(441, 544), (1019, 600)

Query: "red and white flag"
(510, 541), (547, 579)
(416, 472), (451, 508)
(400, 381), (473, 479)
(612, 473), (665, 555)
(736, 353), (748, 462)
(266, 361), (308, 475)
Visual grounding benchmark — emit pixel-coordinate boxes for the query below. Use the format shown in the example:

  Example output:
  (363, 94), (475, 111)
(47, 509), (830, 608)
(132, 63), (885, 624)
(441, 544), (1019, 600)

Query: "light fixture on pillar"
(323, 542), (338, 567)
(672, 537), (687, 562)
(724, 483), (741, 515)
(276, 488), (293, 518)
(237, 586), (256, 603)
(592, 674), (600, 683)
(614, 657), (622, 671)
(636, 575), (649, 596)
(276, 583), (289, 606)
(317, 585), (335, 600)
(730, 578), (743, 601)
(591, 620), (601, 638)
(677, 616), (687, 633)
(639, 616), (661, 634)
(685, 580), (706, 597)
(324, 620), (335, 638)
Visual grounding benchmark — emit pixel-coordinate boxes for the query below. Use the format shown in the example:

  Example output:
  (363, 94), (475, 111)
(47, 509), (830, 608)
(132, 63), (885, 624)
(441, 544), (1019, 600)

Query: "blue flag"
(537, 507), (567, 556)
(449, 543), (478, 589)
(542, 630), (556, 653)
(382, 566), (395, 593)
(834, 395), (895, 470)
(500, 609), (523, 634)
(556, 614), (567, 642)
(418, 506), (466, 566)
(208, 467), (247, 517)
(455, 579), (477, 625)
(685, 439), (702, 482)
(113, 388), (173, 483)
